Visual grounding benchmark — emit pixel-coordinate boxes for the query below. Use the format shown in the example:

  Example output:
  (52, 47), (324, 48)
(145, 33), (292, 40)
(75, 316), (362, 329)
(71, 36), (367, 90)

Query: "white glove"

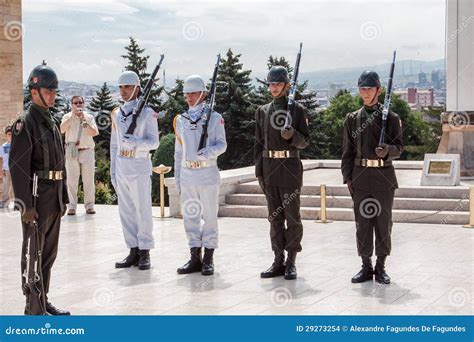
(121, 136), (137, 149)
(196, 148), (210, 161)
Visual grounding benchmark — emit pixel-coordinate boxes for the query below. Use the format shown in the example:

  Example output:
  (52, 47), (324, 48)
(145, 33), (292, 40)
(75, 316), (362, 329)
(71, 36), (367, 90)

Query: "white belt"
(119, 149), (150, 159)
(181, 160), (217, 169)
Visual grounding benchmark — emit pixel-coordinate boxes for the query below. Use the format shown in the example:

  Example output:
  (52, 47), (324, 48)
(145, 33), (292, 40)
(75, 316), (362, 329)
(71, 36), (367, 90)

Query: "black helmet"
(358, 71), (381, 87)
(267, 66), (290, 83)
(28, 61), (58, 90)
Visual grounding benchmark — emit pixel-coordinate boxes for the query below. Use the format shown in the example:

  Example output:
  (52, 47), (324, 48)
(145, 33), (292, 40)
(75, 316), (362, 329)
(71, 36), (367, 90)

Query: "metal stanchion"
(462, 187), (474, 228)
(152, 164), (172, 218)
(315, 184), (332, 223)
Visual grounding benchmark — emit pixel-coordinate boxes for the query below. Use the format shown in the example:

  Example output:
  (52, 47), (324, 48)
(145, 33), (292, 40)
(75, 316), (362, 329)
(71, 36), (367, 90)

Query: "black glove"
(280, 126), (294, 140)
(375, 143), (389, 158)
(22, 208), (38, 225)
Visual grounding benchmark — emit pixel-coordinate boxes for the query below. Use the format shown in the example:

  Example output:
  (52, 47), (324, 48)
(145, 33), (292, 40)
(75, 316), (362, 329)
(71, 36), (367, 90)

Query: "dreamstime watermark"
(351, 115), (376, 139)
(182, 21), (203, 41)
(4, 323), (85, 336)
(440, 191), (468, 225)
(447, 111), (470, 131)
(447, 287), (471, 308)
(447, 15), (474, 43)
(269, 109), (292, 130)
(93, 287), (115, 307)
(359, 198), (382, 219)
(269, 189), (300, 221)
(3, 21), (24, 41)
(359, 21), (381, 41)
(270, 287), (293, 307)
(182, 198), (203, 219)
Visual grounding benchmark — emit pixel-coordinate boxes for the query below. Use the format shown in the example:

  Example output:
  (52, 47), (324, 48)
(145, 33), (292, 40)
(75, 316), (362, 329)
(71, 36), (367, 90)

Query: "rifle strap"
(356, 108), (363, 160)
(173, 115), (183, 145)
(263, 105), (270, 153)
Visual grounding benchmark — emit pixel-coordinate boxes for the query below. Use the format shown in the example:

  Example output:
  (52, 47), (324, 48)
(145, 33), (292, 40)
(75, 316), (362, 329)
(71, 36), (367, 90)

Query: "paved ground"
(0, 205), (472, 315)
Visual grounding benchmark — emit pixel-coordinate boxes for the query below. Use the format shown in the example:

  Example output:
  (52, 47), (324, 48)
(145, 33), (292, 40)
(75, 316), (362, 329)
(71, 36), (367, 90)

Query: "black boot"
(177, 247), (202, 274)
(138, 249), (151, 270)
(46, 302), (70, 316)
(260, 251), (286, 278)
(201, 248), (214, 276)
(115, 247), (139, 268)
(284, 251), (297, 280)
(351, 256), (374, 283)
(374, 256), (391, 284)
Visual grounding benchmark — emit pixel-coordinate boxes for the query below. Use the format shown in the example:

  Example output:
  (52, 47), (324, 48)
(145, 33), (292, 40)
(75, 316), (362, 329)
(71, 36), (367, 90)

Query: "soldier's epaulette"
(12, 117), (25, 135)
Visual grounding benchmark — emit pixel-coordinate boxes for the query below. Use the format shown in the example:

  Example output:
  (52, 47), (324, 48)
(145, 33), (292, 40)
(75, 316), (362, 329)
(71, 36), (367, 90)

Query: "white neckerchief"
(187, 102), (205, 122)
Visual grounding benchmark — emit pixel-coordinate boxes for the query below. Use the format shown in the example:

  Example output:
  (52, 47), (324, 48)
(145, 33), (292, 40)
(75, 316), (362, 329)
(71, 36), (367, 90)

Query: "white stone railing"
(164, 159), (424, 217)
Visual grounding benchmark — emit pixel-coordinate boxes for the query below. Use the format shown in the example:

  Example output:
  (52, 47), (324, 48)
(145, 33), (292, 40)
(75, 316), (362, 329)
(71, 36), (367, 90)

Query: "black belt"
(33, 170), (64, 180)
(263, 150), (299, 159)
(354, 159), (392, 168)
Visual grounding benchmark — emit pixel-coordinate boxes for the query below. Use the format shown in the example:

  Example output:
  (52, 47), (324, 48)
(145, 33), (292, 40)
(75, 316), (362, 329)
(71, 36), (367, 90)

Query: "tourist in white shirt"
(60, 96), (99, 215)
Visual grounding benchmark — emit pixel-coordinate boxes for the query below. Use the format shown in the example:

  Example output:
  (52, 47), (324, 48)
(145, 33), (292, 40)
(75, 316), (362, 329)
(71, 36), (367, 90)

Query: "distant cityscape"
(57, 59), (446, 116)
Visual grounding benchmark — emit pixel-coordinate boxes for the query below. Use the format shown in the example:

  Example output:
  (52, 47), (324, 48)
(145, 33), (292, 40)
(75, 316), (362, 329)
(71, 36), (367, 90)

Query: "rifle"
(378, 50), (396, 145)
(22, 173), (47, 315)
(197, 54), (221, 151)
(125, 54), (165, 136)
(284, 42), (303, 129)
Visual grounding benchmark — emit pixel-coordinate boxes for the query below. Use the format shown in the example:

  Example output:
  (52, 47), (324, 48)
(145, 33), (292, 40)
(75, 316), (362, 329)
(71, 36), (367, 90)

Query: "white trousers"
(66, 148), (95, 210)
(116, 173), (154, 250)
(180, 184), (219, 249)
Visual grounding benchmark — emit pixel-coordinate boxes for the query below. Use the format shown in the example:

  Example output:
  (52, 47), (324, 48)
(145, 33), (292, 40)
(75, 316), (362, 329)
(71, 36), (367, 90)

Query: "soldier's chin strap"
(125, 85), (139, 102)
(37, 89), (50, 109)
(366, 87), (380, 108)
(189, 91), (206, 109)
(271, 83), (290, 99)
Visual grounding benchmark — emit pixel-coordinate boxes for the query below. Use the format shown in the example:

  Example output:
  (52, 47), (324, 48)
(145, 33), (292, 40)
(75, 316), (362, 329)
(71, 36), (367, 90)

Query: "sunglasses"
(73, 101), (84, 105)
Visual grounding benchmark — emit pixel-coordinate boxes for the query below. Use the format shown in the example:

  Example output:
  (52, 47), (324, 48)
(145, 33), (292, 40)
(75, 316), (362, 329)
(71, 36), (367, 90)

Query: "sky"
(22, 0), (446, 84)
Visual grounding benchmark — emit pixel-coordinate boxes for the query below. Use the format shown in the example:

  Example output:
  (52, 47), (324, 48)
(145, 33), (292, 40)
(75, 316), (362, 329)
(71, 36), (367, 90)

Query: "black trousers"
(353, 189), (395, 257)
(264, 185), (303, 253)
(21, 211), (61, 315)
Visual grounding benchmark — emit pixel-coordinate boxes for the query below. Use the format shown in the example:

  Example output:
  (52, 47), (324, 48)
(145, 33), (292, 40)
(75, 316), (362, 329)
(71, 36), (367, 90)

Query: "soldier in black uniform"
(9, 63), (70, 315)
(255, 66), (310, 280)
(341, 71), (403, 285)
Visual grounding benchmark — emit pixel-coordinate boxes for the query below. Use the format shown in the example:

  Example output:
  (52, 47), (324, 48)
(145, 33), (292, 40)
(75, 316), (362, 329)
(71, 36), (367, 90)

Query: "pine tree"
(87, 82), (116, 156)
(214, 49), (255, 169)
(121, 37), (164, 113)
(160, 79), (187, 136)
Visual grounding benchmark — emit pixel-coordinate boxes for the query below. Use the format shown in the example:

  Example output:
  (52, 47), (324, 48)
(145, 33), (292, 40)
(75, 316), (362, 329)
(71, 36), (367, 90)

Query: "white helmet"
(183, 75), (206, 93)
(118, 70), (140, 86)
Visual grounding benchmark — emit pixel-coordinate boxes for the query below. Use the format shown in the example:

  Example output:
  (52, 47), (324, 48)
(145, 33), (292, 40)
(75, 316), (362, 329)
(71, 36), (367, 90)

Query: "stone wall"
(0, 0), (23, 132)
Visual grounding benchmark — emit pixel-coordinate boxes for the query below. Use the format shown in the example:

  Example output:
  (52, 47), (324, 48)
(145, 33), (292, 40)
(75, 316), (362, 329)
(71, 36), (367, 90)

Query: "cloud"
(100, 16), (116, 22)
(22, 0), (445, 83)
(24, 0), (139, 15)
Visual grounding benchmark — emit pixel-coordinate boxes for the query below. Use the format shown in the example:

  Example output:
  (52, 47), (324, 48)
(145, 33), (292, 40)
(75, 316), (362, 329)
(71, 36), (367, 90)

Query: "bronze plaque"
(428, 161), (452, 174)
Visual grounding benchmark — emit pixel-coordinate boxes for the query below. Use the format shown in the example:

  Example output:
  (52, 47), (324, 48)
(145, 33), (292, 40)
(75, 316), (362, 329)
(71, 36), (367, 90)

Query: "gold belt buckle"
(49, 170), (63, 180)
(271, 150), (287, 158)
(120, 149), (135, 158)
(366, 159), (383, 167)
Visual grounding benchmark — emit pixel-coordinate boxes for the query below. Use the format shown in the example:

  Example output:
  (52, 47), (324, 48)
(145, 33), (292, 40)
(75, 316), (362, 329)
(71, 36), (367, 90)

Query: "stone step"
(218, 205), (468, 225)
(235, 183), (470, 199)
(225, 193), (469, 212)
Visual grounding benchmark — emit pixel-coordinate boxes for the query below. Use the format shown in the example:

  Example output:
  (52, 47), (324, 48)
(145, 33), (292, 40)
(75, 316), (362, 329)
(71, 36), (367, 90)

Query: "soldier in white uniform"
(174, 75), (227, 276)
(110, 71), (160, 270)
